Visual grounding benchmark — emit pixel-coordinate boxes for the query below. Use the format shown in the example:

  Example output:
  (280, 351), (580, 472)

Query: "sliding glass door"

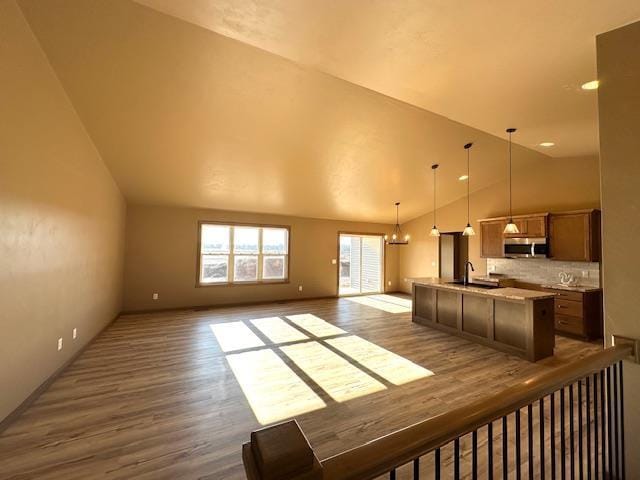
(338, 234), (384, 296)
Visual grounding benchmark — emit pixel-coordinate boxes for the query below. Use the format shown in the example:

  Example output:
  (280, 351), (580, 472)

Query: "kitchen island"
(411, 278), (557, 361)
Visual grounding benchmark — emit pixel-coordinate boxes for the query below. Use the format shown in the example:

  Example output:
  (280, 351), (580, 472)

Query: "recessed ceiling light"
(539, 142), (555, 147)
(581, 80), (599, 90)
(458, 175), (469, 181)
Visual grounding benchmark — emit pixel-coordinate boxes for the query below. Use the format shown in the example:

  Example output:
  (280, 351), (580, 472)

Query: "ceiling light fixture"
(581, 80), (599, 90)
(458, 174), (469, 181)
(504, 128), (519, 235)
(462, 143), (475, 236)
(430, 164), (440, 237)
(385, 202), (409, 245)
(539, 142), (555, 147)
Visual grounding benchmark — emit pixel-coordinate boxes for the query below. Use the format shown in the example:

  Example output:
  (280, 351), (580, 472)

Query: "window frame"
(196, 221), (290, 287)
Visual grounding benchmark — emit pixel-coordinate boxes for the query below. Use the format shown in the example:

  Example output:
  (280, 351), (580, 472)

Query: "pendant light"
(503, 128), (520, 234)
(462, 143), (475, 236)
(385, 202), (409, 245)
(430, 164), (440, 236)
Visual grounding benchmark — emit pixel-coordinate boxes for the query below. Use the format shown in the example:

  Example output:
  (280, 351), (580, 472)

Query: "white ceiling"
(136, 0), (640, 158)
(18, 0), (623, 223)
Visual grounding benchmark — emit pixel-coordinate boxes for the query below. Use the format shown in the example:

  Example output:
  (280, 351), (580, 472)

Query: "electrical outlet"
(388, 280), (392, 286)
(581, 270), (589, 278)
(57, 338), (63, 351)
(431, 261), (437, 267)
(490, 265), (497, 272)
(298, 285), (303, 292)
(72, 328), (77, 340)
(152, 293), (159, 300)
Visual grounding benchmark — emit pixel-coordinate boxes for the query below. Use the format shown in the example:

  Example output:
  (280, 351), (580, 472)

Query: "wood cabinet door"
(525, 216), (547, 237)
(549, 213), (591, 261)
(503, 218), (527, 237)
(480, 220), (505, 258)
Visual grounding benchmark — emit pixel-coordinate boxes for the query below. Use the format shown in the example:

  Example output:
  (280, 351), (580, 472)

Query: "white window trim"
(197, 222), (290, 287)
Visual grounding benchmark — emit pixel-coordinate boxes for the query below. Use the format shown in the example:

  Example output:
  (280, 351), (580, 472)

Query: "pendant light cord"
(433, 168), (437, 226)
(467, 148), (470, 224)
(509, 130), (513, 220)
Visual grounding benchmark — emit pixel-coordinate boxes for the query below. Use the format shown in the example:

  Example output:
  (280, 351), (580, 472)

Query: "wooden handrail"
(320, 344), (634, 480)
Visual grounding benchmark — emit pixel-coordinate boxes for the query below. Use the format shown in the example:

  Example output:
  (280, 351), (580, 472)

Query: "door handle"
(531, 242), (536, 257)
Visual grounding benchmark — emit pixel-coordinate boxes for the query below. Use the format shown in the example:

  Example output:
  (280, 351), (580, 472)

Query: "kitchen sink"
(446, 280), (498, 289)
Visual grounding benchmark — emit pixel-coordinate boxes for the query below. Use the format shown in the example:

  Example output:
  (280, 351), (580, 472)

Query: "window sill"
(196, 280), (290, 288)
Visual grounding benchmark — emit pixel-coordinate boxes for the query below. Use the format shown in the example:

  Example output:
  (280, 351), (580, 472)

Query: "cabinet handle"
(558, 305), (568, 309)
(558, 320), (569, 326)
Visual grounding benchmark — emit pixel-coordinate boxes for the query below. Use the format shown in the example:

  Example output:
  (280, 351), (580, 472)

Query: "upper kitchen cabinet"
(480, 219), (506, 258)
(503, 214), (548, 238)
(549, 209), (601, 262)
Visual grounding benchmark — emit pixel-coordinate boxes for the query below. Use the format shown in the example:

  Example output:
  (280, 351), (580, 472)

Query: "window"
(198, 223), (289, 285)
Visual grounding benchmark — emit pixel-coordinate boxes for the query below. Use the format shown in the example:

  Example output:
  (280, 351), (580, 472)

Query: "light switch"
(331, 259), (337, 265)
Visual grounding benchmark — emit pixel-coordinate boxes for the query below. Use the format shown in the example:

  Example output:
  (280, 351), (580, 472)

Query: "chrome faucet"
(463, 261), (475, 286)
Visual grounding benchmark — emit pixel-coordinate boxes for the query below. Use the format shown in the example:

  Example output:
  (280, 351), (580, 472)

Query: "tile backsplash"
(486, 258), (600, 288)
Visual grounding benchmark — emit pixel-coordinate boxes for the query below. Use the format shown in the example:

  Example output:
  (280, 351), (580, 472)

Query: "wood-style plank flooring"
(0, 295), (601, 479)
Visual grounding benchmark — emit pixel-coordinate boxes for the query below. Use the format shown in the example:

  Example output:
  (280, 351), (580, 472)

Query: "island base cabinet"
(412, 284), (555, 362)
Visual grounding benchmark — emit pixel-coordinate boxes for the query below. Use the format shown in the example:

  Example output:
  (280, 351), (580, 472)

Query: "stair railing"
(243, 336), (638, 480)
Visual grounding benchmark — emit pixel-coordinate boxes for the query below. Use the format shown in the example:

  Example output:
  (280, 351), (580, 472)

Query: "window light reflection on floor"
(344, 295), (412, 313)
(368, 294), (413, 309)
(209, 322), (265, 352)
(226, 349), (326, 425)
(326, 335), (433, 385)
(250, 317), (309, 343)
(280, 342), (386, 402)
(286, 313), (347, 338)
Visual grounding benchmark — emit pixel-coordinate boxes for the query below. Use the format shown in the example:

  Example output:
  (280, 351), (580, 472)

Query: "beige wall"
(123, 205), (399, 312)
(397, 155), (601, 292)
(0, 1), (126, 423)
(597, 20), (640, 477)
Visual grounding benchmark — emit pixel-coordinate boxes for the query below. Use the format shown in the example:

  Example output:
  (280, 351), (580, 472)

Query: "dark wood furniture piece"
(513, 281), (603, 340)
(412, 279), (556, 361)
(480, 219), (506, 258)
(548, 209), (601, 262)
(479, 209), (600, 261)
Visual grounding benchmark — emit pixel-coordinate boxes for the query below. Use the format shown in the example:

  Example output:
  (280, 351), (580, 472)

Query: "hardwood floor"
(0, 295), (601, 479)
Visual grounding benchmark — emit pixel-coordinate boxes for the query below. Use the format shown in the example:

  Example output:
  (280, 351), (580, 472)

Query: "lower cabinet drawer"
(555, 314), (585, 336)
(555, 299), (583, 317)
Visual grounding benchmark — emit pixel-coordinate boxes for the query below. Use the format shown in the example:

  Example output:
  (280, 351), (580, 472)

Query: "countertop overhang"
(409, 278), (557, 303)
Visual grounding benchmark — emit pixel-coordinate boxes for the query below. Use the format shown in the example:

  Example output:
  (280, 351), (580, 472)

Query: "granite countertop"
(539, 283), (602, 293)
(409, 277), (557, 302)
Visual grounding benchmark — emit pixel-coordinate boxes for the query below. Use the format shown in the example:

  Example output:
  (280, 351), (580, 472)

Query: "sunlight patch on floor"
(369, 294), (413, 309)
(209, 322), (265, 352)
(327, 335), (433, 386)
(226, 349), (326, 425)
(286, 313), (347, 338)
(345, 295), (412, 313)
(250, 317), (309, 343)
(280, 342), (386, 402)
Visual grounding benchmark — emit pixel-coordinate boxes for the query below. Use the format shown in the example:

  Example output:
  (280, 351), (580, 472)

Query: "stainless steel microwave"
(504, 237), (548, 258)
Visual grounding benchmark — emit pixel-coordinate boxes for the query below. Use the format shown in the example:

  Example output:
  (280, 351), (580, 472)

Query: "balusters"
(434, 448), (439, 480)
(539, 398), (545, 480)
(515, 409), (521, 480)
(454, 438), (460, 480)
(569, 384), (575, 480)
(600, 369), (606, 478)
(503, 416), (508, 480)
(488, 422), (493, 480)
(560, 388), (566, 480)
(551, 391), (556, 480)
(472, 430), (478, 480)
(613, 363), (619, 479)
(578, 380), (583, 480)
(586, 376), (591, 480)
(619, 361), (626, 480)
(381, 362), (626, 480)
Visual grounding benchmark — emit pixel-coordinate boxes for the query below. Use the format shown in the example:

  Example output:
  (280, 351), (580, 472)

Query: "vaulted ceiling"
(18, 0), (637, 223)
